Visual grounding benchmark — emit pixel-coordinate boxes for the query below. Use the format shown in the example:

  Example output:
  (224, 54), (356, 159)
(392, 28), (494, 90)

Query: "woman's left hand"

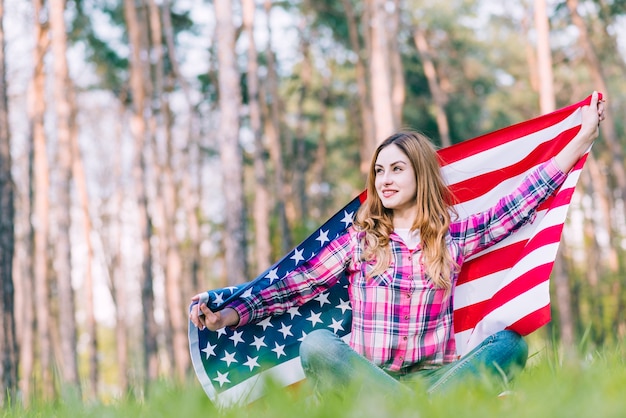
(554, 91), (606, 173)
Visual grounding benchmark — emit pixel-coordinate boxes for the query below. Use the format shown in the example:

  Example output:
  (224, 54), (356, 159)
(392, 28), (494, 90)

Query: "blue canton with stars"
(191, 194), (364, 393)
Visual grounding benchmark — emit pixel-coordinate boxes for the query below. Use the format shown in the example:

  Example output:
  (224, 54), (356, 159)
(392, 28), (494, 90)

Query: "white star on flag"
(287, 306), (301, 319)
(337, 298), (352, 314)
(213, 371), (230, 387)
(306, 311), (324, 327)
(250, 335), (267, 351)
(243, 356), (260, 371)
(257, 317), (274, 331)
(315, 292), (331, 307)
(316, 229), (329, 246)
(329, 318), (345, 334)
(213, 292), (224, 305)
(298, 331), (308, 342)
(278, 322), (293, 339)
(241, 288), (253, 298)
(229, 330), (245, 347)
(221, 351), (238, 366)
(264, 268), (280, 283)
(201, 342), (217, 359)
(271, 342), (286, 358)
(341, 210), (354, 226)
(290, 248), (305, 264)
(215, 327), (227, 338)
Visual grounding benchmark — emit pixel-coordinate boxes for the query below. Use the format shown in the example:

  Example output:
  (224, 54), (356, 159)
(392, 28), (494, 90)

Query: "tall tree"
(263, 0), (291, 254)
(366, 0), (395, 142)
(412, 26), (451, 147)
(69, 90), (97, 397)
(243, 0), (271, 273)
(31, 0), (54, 401)
(340, 0), (375, 173)
(146, 0), (187, 381)
(0, 0), (18, 403)
(532, 0), (575, 350)
(566, 0), (623, 271)
(49, 0), (80, 394)
(123, 0), (159, 388)
(215, 0), (247, 284)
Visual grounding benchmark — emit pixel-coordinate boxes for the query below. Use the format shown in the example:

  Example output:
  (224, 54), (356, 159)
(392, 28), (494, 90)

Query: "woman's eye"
(393, 166), (402, 172)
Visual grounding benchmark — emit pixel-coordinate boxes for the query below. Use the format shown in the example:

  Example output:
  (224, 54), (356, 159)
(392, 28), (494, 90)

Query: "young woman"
(190, 92), (605, 398)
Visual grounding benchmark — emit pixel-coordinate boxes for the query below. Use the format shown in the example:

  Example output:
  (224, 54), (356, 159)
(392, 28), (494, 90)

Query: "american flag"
(189, 95), (597, 406)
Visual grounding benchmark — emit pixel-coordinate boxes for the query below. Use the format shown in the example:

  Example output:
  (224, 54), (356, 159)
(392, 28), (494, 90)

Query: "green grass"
(4, 345), (626, 417)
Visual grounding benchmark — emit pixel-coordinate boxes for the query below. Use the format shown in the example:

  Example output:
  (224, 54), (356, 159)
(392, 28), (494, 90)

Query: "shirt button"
(406, 293), (411, 298)
(403, 336), (408, 341)
(404, 315), (409, 320)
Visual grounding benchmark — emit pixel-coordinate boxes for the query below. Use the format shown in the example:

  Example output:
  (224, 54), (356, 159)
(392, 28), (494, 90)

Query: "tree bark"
(534, 0), (555, 114)
(0, 0), (18, 403)
(123, 0), (159, 389)
(49, 0), (80, 394)
(30, 0), (54, 400)
(215, 0), (247, 284)
(366, 0), (395, 142)
(566, 0), (624, 273)
(340, 0), (375, 174)
(263, 0), (291, 253)
(388, 0), (405, 129)
(413, 27), (451, 147)
(292, 7), (312, 227)
(243, 0), (271, 272)
(69, 87), (97, 397)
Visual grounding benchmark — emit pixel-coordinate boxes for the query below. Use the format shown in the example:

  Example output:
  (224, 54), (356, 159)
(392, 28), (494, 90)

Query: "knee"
(500, 330), (528, 367)
(490, 330), (528, 373)
(299, 329), (338, 367)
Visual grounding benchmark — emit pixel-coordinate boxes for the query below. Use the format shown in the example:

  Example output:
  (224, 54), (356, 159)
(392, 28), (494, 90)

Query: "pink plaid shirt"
(232, 159), (566, 372)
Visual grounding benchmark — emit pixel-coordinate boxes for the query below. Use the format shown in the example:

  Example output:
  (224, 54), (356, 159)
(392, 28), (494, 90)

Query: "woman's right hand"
(189, 294), (240, 331)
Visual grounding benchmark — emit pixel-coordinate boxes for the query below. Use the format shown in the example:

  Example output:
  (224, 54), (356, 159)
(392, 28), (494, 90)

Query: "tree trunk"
(263, 0), (290, 253)
(49, 0), (80, 395)
(123, 0), (159, 390)
(340, 0), (375, 174)
(69, 86), (97, 397)
(0, 0), (18, 402)
(310, 73), (331, 219)
(215, 0), (247, 285)
(147, 0), (187, 381)
(534, 0), (555, 114)
(30, 0), (54, 400)
(243, 0), (271, 273)
(107, 104), (129, 393)
(292, 8), (312, 227)
(388, 0), (405, 129)
(566, 0), (624, 272)
(532, 0), (578, 349)
(412, 27), (451, 147)
(366, 0), (395, 142)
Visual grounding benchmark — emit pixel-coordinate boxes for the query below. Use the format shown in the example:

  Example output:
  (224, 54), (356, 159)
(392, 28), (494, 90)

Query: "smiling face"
(374, 144), (418, 218)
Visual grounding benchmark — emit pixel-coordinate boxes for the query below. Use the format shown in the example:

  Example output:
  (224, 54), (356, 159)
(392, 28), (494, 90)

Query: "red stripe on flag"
(448, 129), (577, 202)
(507, 304), (552, 336)
(455, 262), (555, 333)
(438, 96), (594, 165)
(458, 223), (566, 287)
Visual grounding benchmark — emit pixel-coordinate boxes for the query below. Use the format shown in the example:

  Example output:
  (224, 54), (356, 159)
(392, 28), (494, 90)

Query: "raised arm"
(554, 91), (606, 173)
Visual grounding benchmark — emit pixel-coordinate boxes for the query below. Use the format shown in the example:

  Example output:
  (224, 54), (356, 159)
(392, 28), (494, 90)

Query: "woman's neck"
(392, 208), (417, 229)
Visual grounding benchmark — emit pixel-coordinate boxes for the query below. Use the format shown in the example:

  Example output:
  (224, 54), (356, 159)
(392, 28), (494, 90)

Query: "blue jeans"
(299, 329), (528, 398)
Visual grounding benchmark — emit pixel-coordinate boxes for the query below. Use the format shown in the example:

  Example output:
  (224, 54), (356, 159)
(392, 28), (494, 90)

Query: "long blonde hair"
(354, 131), (458, 292)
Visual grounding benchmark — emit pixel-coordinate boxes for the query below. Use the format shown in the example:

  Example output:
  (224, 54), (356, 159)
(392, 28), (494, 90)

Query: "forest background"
(0, 0), (625, 408)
